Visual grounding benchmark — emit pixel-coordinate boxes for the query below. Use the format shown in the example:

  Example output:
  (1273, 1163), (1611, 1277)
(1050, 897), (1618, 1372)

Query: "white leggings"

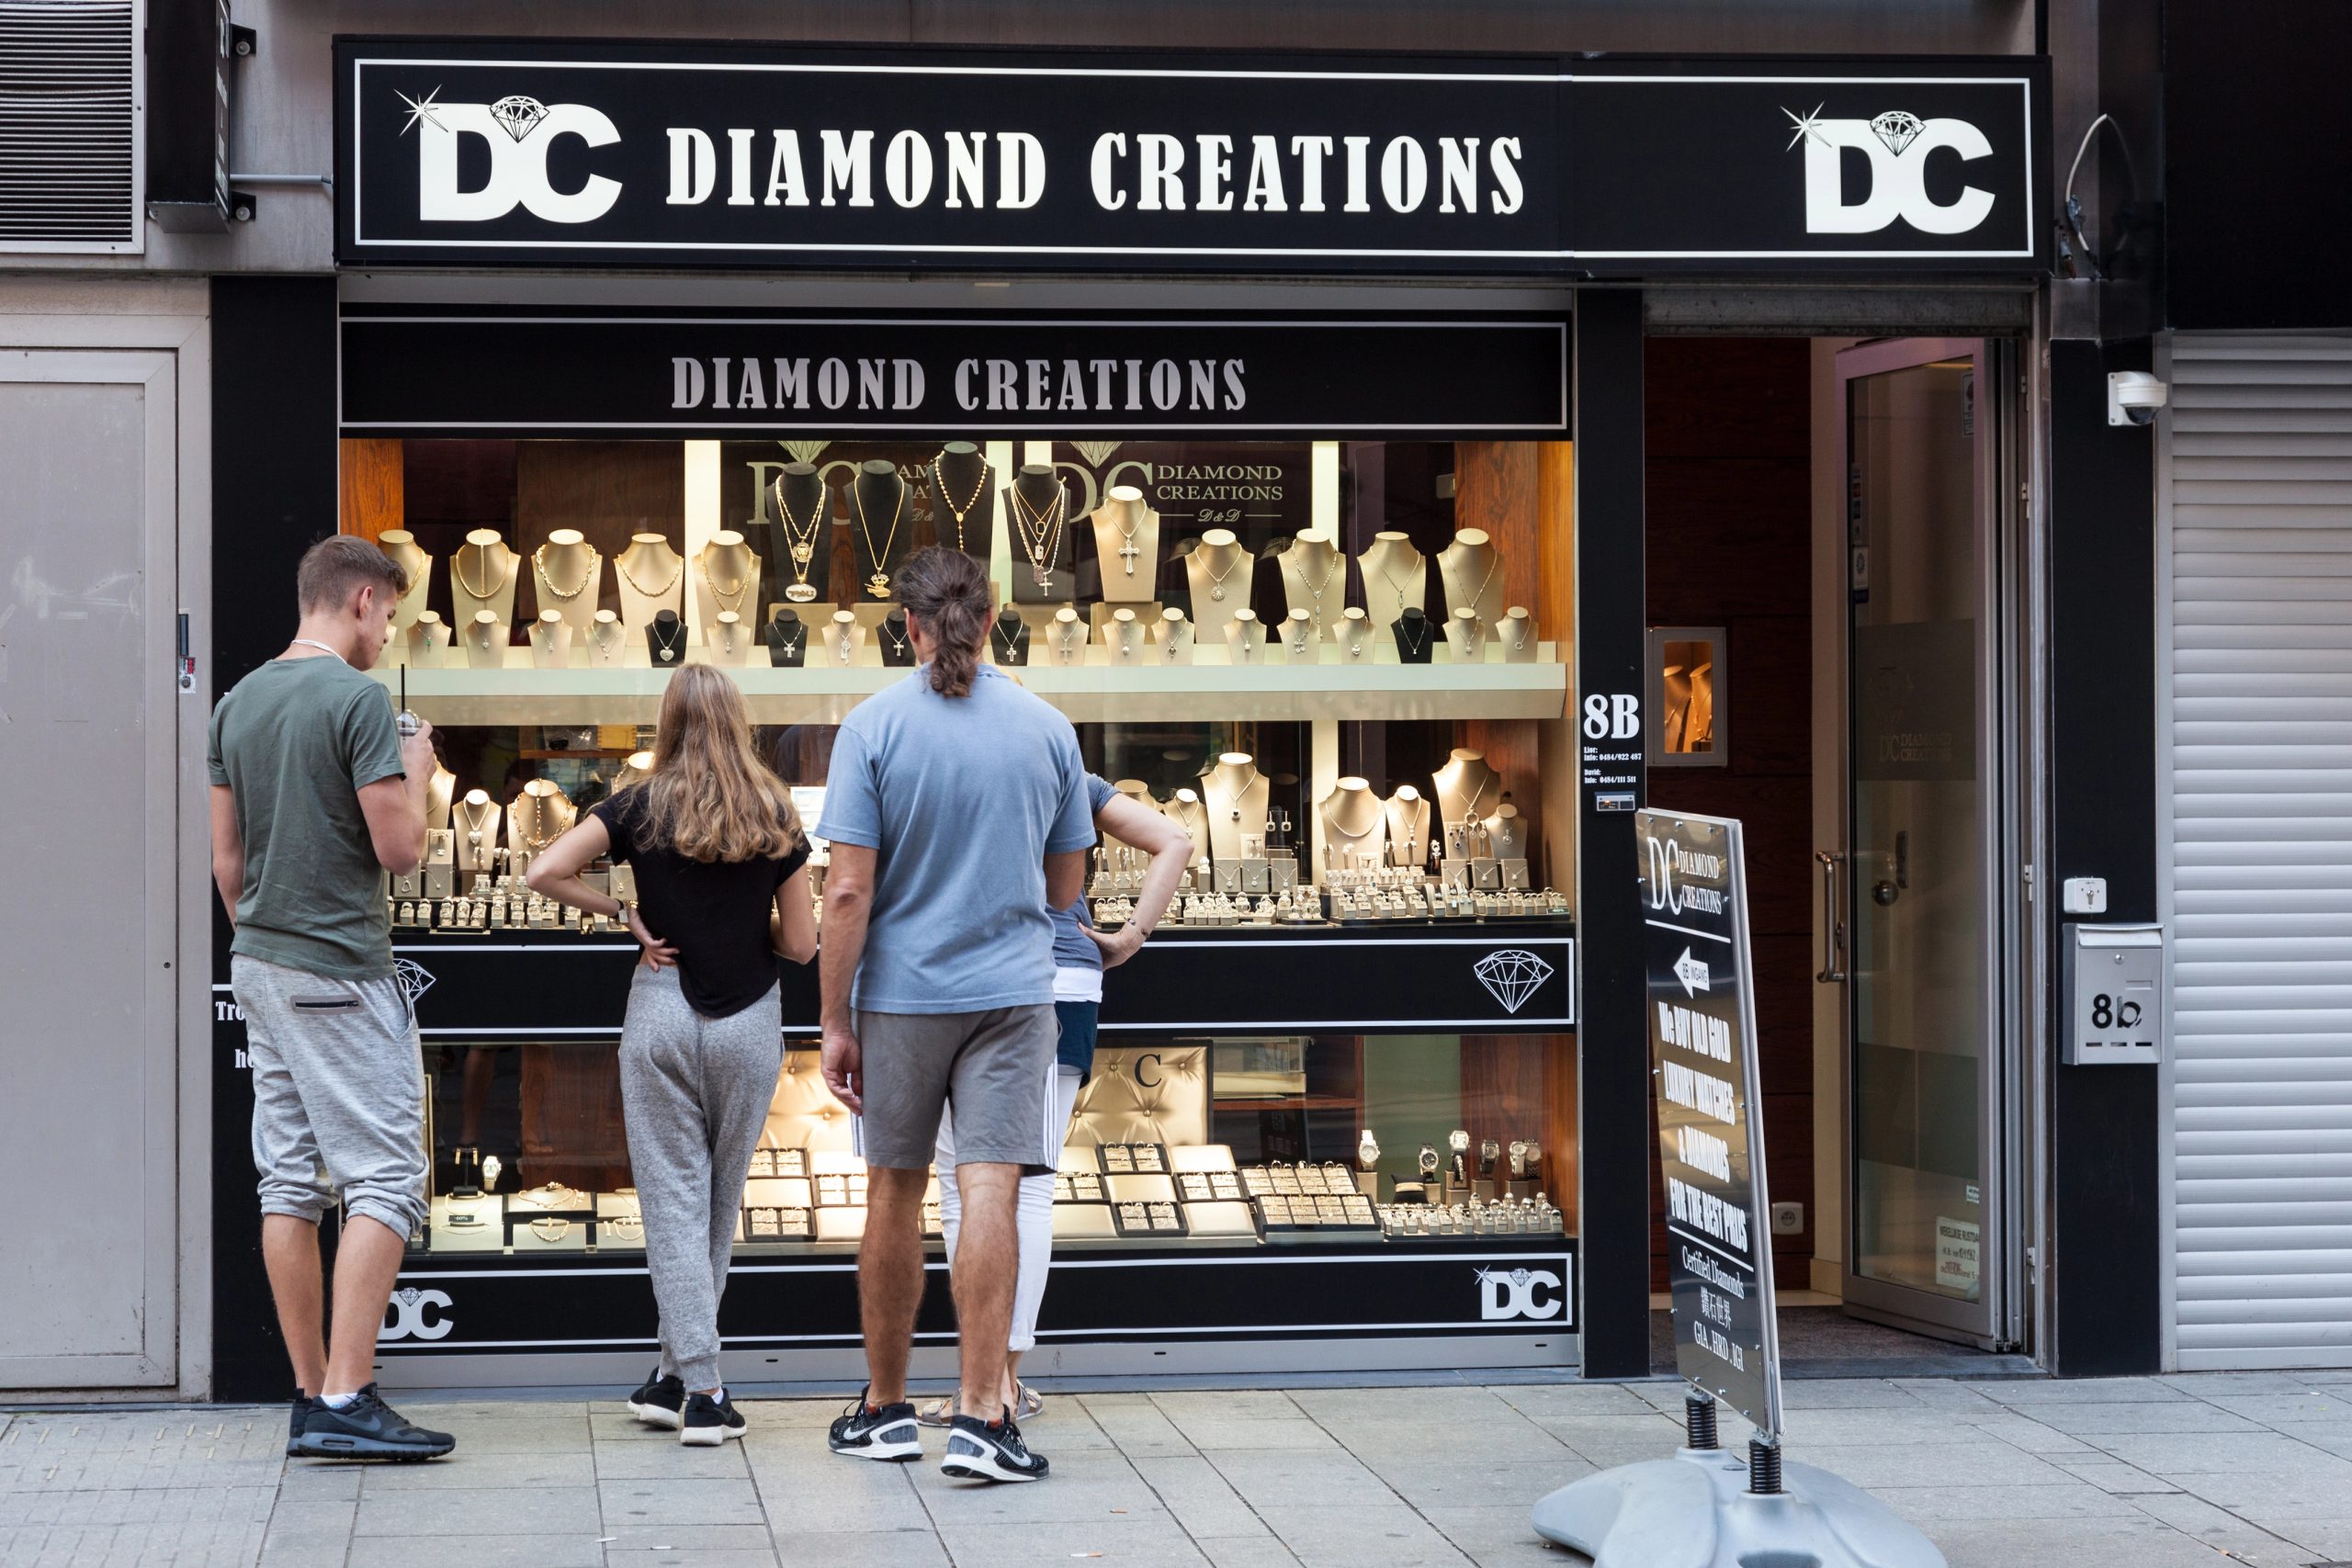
(935, 1064), (1082, 1354)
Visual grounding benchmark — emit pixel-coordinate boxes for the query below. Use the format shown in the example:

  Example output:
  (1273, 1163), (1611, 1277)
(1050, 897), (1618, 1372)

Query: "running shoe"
(828, 1388), (922, 1461)
(680, 1391), (747, 1447)
(628, 1367), (686, 1430)
(285, 1391), (307, 1458)
(941, 1410), (1049, 1483)
(289, 1385), (455, 1461)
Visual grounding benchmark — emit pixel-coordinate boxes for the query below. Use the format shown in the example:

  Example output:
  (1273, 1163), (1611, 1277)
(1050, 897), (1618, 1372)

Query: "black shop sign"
(1637, 809), (1783, 1436)
(335, 39), (2047, 273)
(335, 308), (1570, 439)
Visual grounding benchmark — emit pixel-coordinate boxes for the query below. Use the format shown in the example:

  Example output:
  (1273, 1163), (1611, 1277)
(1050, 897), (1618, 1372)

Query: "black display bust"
(765, 609), (808, 668)
(648, 610), (686, 668)
(1392, 607), (1435, 665)
(989, 607), (1031, 667)
(876, 608), (918, 668)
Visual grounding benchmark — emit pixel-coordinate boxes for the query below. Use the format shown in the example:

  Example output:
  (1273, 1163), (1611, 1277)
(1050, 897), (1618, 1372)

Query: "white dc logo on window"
(379, 1286), (455, 1342)
(399, 87), (623, 223)
(1477, 1266), (1565, 1321)
(1784, 106), (1995, 235)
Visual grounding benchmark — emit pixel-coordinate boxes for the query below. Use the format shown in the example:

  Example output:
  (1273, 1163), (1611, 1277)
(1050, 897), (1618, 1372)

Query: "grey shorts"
(855, 1004), (1058, 1173)
(232, 953), (429, 1239)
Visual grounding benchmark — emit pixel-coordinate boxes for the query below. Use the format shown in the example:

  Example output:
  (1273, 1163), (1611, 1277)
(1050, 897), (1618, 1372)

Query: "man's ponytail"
(893, 546), (990, 698)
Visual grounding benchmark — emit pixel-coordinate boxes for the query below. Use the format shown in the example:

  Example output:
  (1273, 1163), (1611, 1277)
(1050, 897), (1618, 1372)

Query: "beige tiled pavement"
(7, 1371), (2352, 1567)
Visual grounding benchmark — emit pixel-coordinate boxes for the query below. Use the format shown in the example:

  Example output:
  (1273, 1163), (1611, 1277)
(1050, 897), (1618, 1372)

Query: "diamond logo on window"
(1474, 949), (1555, 1015)
(394, 958), (438, 1007)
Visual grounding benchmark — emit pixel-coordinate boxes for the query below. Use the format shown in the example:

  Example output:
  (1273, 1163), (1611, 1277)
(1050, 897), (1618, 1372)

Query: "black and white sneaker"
(285, 1391), (308, 1457)
(941, 1411), (1049, 1483)
(827, 1388), (922, 1461)
(290, 1385), (455, 1461)
(680, 1392), (747, 1447)
(628, 1367), (686, 1430)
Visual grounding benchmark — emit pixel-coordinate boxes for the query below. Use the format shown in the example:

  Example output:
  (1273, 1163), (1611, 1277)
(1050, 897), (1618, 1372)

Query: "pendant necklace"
(1008, 483), (1065, 589)
(613, 545), (682, 601)
(880, 619), (912, 660)
(770, 479), (824, 603)
(991, 619), (1026, 663)
(1451, 547), (1500, 618)
(1216, 762), (1262, 822)
(854, 482), (905, 599)
(1375, 548), (1424, 612)
(534, 544), (597, 603)
(699, 548), (752, 616)
(455, 542), (514, 602)
(650, 619), (684, 664)
(1198, 546), (1245, 604)
(929, 454), (989, 554)
(1398, 615), (1431, 660)
(1110, 503), (1145, 576)
(1293, 547), (1340, 619)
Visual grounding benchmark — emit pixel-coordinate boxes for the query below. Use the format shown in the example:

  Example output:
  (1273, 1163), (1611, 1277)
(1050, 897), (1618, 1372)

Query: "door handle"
(1815, 851), (1849, 984)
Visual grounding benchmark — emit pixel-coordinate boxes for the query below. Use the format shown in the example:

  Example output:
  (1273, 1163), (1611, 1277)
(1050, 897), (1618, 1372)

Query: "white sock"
(320, 1391), (361, 1409)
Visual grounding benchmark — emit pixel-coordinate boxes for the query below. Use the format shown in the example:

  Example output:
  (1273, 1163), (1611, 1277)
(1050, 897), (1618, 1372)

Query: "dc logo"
(1784, 106), (1995, 235)
(399, 87), (622, 224)
(1477, 1266), (1565, 1321)
(379, 1286), (454, 1342)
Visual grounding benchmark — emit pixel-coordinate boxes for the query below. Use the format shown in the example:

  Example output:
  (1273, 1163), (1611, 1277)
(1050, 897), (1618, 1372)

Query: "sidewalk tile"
(365, 1450), (597, 1488)
(933, 1517), (1210, 1568)
(1771, 1439), (2075, 1489)
(1958, 1413), (2098, 1453)
(594, 1443), (752, 1481)
(348, 1531), (606, 1568)
(604, 1551), (779, 1568)
(260, 1524), (357, 1567)
(1774, 1406), (1989, 1446)
(1486, 1383), (1659, 1420)
(1778, 1379), (1937, 1410)
(2011, 1401), (2264, 1436)
(353, 1483), (598, 1536)
(1866, 1479), (2148, 1520)
(1200, 1449), (1396, 1509)
(770, 1527), (949, 1568)
(1155, 1419), (1341, 1454)
(2045, 1456), (2181, 1494)
(263, 1495), (357, 1535)
(1149, 1393), (1304, 1423)
(1418, 1503), (1582, 1568)
(424, 1416), (597, 1454)
(1191, 1539), (1303, 1568)
(1249, 1504), (1474, 1568)
(2127, 1492), (2316, 1559)
(601, 1477), (766, 1527)
(1969, 1377), (2191, 1406)
(1917, 1515), (2250, 1568)
(2163, 1462), (2352, 1521)
(1520, 1415), (1685, 1469)
(601, 1525), (776, 1552)
(1124, 1453), (1270, 1540)
(2085, 1430), (2349, 1475)
(1353, 1454), (1592, 1512)
(2199, 1391), (2352, 1425)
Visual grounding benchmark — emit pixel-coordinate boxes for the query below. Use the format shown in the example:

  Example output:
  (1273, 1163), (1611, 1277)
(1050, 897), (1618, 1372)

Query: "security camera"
(2108, 371), (2169, 427)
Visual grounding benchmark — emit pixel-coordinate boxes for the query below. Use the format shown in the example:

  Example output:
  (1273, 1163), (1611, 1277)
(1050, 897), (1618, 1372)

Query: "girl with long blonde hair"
(529, 664), (816, 1447)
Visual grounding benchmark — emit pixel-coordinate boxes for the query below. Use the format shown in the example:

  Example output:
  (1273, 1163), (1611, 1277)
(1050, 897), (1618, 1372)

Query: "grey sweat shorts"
(854, 1004), (1058, 1173)
(232, 953), (429, 1240)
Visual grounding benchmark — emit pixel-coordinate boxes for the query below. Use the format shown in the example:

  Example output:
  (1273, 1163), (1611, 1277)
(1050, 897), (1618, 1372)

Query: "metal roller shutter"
(2165, 333), (2352, 1371)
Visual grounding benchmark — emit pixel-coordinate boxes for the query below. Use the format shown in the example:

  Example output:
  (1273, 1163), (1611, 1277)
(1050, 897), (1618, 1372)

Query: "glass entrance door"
(1834, 338), (2009, 1345)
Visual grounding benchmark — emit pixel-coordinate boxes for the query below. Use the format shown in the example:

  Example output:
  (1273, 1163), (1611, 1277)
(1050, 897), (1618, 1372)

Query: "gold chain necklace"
(853, 482), (905, 599)
(929, 454), (988, 553)
(455, 542), (514, 602)
(771, 479), (823, 604)
(613, 545), (682, 600)
(1008, 483), (1065, 589)
(699, 548), (752, 614)
(533, 544), (597, 602)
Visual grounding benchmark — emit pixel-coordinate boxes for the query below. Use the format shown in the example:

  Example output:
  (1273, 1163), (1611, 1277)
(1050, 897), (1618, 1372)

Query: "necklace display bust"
(989, 607), (1031, 667)
(765, 609), (808, 668)
(696, 532), (762, 635)
(462, 610), (507, 670)
(528, 610), (573, 669)
(929, 443), (994, 565)
(1184, 529), (1253, 646)
(1154, 607), (1194, 665)
(455, 789), (500, 873)
(379, 530), (434, 633)
(1163, 789), (1212, 872)
(1104, 607), (1146, 664)
(1498, 606), (1537, 663)
(1046, 607), (1088, 666)
(823, 610), (865, 668)
(1436, 527), (1506, 630)
(876, 608), (918, 668)
(1360, 531), (1427, 632)
(1091, 483), (1160, 604)
(1336, 606), (1372, 663)
(1006, 465), (1074, 604)
(1276, 530), (1348, 641)
(532, 528), (603, 631)
(451, 529), (519, 629)
(766, 465), (830, 608)
(707, 611), (753, 667)
(613, 533), (686, 627)
(1224, 608), (1263, 665)
(1392, 606), (1435, 664)
(850, 462), (910, 602)
(1444, 606), (1487, 664)
(404, 612), (451, 668)
(1432, 748), (1502, 829)
(585, 610), (628, 668)
(1320, 776), (1386, 878)
(1384, 785), (1431, 872)
(647, 609), (687, 668)
(1203, 752), (1271, 863)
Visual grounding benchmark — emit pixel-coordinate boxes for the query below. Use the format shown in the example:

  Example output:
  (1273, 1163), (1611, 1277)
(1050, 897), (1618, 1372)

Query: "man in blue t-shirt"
(818, 547), (1092, 1484)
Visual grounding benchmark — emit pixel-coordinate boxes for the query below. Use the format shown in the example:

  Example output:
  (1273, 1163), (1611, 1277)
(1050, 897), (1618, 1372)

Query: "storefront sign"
(1637, 808), (1782, 1435)
(335, 39), (2047, 272)
(336, 309), (1568, 439)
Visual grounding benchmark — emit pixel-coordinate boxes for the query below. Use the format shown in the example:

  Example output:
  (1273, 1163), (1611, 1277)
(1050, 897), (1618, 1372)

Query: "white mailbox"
(2062, 923), (2165, 1066)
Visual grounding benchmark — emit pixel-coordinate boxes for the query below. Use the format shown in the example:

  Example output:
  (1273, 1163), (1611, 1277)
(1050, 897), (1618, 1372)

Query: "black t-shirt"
(593, 789), (809, 1019)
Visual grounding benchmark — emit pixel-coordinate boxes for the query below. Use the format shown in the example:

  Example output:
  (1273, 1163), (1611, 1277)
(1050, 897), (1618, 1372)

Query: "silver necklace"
(880, 619), (911, 660)
(1293, 547), (1340, 618)
(287, 638), (347, 663)
(1397, 615), (1431, 660)
(1198, 546), (1246, 603)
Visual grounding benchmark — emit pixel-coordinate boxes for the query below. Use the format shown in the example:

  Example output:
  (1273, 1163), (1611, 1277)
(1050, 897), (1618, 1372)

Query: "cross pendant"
(1118, 539), (1142, 574)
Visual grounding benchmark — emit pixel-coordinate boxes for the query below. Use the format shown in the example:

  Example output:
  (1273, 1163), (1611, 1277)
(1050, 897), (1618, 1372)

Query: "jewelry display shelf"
(368, 649), (1566, 726)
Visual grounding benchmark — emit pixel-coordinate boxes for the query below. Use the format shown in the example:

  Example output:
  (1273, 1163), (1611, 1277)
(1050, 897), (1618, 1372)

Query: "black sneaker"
(628, 1367), (686, 1430)
(289, 1385), (455, 1461)
(680, 1391), (747, 1447)
(285, 1390), (307, 1457)
(941, 1410), (1049, 1483)
(827, 1388), (922, 1461)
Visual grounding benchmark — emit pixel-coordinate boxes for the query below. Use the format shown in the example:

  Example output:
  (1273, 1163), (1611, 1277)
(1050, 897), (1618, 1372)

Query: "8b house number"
(1582, 694), (1641, 740)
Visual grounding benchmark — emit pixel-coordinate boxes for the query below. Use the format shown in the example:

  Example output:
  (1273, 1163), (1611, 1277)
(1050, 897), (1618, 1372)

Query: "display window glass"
(354, 433), (1575, 1266)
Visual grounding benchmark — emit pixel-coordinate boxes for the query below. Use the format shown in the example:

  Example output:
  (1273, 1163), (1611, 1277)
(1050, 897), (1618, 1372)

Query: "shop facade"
(3, 1), (2107, 1402)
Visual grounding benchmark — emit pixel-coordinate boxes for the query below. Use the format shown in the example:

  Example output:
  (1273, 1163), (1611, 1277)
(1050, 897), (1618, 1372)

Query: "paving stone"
(1353, 1455), (1593, 1513)
(1917, 1514), (2257, 1568)
(1970, 1377), (2193, 1406)
(0, 1483), (278, 1528)
(769, 1527), (950, 1568)
(2260, 1517), (2352, 1558)
(1075, 1399), (1196, 1456)
(1284, 1387), (1521, 1425)
(1149, 1393), (1306, 1424)
(263, 1495), (357, 1535)
(2043, 1456), (2181, 1495)
(273, 1464), (363, 1499)
(2199, 1390), (2352, 1425)
(1955, 1413), (2098, 1454)
(1416, 1503), (1581, 1568)
(600, 1477), (766, 1528)
(2126, 1492), (2316, 1560)
(1776, 1379), (1939, 1411)
(1770, 1439), (2075, 1490)
(1155, 1419), (1342, 1455)
(348, 1530), (607, 1568)
(1519, 1415), (1685, 1469)
(2086, 1429), (2352, 1475)
(933, 1517), (1212, 1568)
(363, 1450), (597, 1489)
(1485, 1383), (1660, 1420)
(600, 1525), (778, 1552)
(1123, 1453), (1271, 1540)
(2009, 1400), (2266, 1436)
(352, 1483), (599, 1536)
(1249, 1504), (1475, 1568)
(421, 1416), (597, 1454)
(594, 1442), (752, 1481)
(1773, 1405), (1992, 1446)
(260, 1522), (358, 1566)
(1188, 1538), (1305, 1568)
(2165, 1462), (2352, 1522)
(603, 1551), (779, 1568)
(1865, 1479), (2150, 1520)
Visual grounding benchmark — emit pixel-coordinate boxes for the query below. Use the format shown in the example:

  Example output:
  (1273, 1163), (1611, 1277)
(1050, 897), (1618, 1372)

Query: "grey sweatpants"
(232, 953), (429, 1240)
(619, 964), (784, 1391)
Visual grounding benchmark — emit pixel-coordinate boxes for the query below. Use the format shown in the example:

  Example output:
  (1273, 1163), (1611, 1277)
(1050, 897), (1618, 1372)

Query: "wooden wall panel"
(338, 438), (404, 541)
(514, 441), (686, 624)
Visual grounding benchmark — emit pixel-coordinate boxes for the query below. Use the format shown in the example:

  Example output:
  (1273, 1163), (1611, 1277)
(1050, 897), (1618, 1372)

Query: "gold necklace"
(456, 542), (514, 602)
(929, 454), (988, 553)
(853, 482), (905, 599)
(699, 548), (752, 614)
(771, 479), (823, 603)
(1008, 483), (1065, 589)
(533, 544), (597, 602)
(613, 544), (682, 600)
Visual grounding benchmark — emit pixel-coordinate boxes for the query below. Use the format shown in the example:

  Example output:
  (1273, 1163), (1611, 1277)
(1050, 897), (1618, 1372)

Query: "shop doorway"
(1829, 338), (2024, 1350)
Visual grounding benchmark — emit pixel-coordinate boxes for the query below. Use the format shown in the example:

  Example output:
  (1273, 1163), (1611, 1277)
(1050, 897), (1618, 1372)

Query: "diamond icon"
(1871, 110), (1924, 155)
(782, 440), (831, 464)
(393, 957), (437, 1007)
(1071, 441), (1124, 467)
(1474, 949), (1555, 1015)
(488, 95), (549, 142)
